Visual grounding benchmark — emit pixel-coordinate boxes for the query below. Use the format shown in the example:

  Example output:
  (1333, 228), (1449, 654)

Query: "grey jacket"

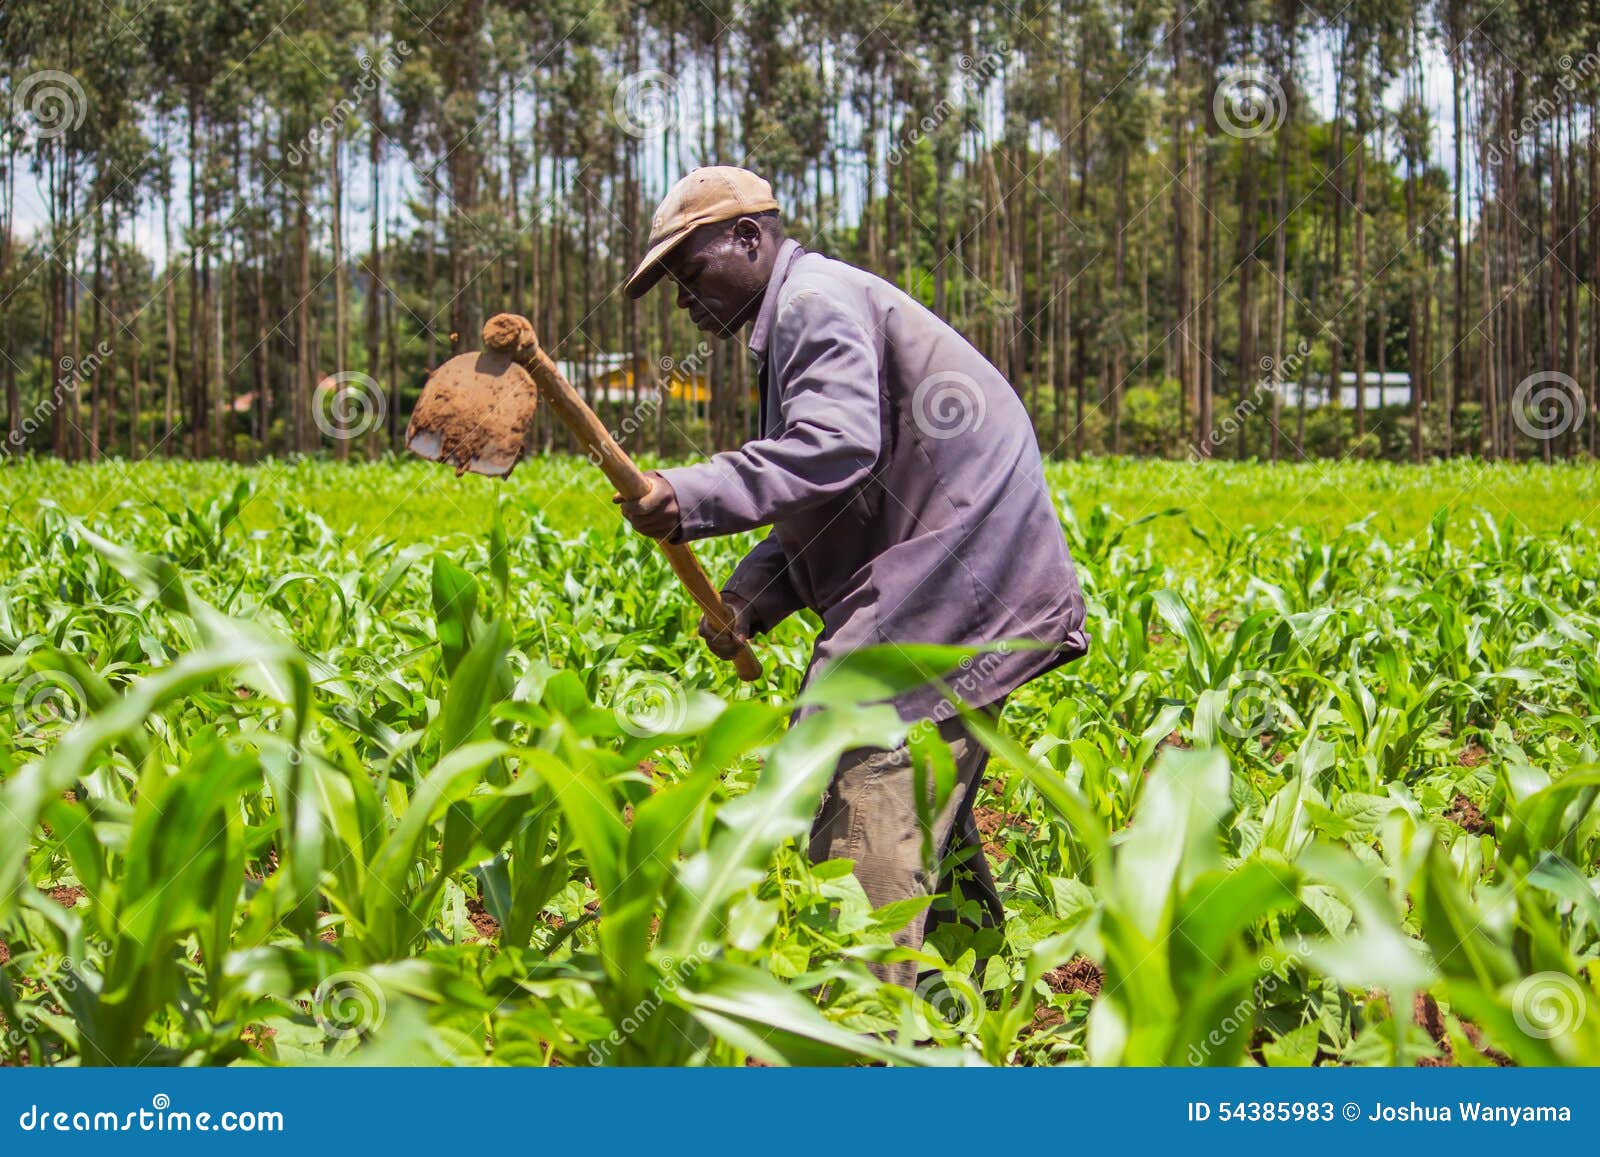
(660, 240), (1088, 722)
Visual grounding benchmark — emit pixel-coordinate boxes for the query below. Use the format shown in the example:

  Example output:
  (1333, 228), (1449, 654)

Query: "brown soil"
(0, 940), (9, 966)
(317, 911), (337, 944)
(1157, 730), (1192, 753)
(973, 806), (1034, 861)
(48, 886), (83, 909)
(1457, 743), (1488, 768)
(1045, 956), (1104, 998)
(1027, 1004), (1066, 1035)
(1459, 1019), (1513, 1067)
(1412, 992), (1512, 1066)
(1414, 992), (1452, 1062)
(406, 350), (538, 476)
(1444, 793), (1493, 835)
(466, 897), (501, 942)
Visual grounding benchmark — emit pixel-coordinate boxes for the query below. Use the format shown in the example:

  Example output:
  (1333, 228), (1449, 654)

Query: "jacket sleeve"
(658, 289), (880, 541)
(721, 532), (807, 635)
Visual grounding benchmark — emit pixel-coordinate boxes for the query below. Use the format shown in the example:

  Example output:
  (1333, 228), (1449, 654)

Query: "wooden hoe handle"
(483, 314), (762, 683)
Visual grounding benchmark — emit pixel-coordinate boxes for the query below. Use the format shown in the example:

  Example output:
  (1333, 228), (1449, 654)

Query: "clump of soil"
(1045, 956), (1104, 998)
(48, 886), (83, 909)
(1445, 793), (1493, 835)
(406, 351), (537, 475)
(0, 940), (10, 966)
(466, 897), (501, 942)
(317, 911), (337, 944)
(1457, 743), (1488, 768)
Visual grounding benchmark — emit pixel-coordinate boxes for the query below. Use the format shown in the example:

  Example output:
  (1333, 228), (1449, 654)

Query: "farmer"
(616, 166), (1089, 988)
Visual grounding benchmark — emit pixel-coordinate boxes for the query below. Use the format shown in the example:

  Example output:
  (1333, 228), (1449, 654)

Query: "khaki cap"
(625, 166), (780, 299)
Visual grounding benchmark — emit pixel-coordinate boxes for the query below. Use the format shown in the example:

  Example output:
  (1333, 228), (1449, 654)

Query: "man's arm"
(658, 289), (881, 542)
(722, 531), (806, 635)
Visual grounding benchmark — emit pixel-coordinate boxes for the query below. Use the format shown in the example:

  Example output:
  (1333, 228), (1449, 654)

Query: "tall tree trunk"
(332, 124), (349, 461)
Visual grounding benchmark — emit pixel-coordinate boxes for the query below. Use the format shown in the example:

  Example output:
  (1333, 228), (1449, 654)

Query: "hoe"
(405, 313), (762, 682)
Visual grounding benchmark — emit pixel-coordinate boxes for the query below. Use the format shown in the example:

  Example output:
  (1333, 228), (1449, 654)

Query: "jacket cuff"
(658, 463), (722, 542)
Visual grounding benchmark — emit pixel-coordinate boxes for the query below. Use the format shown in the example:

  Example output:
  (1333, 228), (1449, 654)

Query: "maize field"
(2, 457), (1599, 1066)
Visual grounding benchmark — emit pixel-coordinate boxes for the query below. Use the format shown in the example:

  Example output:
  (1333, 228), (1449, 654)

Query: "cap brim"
(625, 226), (692, 300)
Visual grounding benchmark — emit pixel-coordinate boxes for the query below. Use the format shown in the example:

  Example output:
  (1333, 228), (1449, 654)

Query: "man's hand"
(699, 591), (753, 660)
(613, 470), (681, 539)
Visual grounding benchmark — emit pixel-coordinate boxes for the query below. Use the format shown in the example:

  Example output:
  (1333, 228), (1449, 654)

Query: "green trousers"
(808, 709), (1004, 989)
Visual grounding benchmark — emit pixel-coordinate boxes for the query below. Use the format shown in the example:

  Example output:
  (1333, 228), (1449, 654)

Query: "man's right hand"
(699, 592), (754, 660)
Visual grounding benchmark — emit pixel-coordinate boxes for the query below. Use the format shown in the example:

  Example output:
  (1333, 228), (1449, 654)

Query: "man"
(616, 166), (1088, 987)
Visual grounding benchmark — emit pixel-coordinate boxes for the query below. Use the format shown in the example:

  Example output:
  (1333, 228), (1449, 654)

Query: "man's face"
(662, 217), (775, 339)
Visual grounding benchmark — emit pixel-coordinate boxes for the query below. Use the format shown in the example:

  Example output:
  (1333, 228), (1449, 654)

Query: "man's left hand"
(614, 470), (681, 539)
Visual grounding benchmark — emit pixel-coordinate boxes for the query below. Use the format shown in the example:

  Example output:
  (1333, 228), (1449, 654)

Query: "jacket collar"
(746, 238), (803, 361)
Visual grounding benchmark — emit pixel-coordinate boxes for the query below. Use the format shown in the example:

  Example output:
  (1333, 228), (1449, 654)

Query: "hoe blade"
(405, 349), (539, 477)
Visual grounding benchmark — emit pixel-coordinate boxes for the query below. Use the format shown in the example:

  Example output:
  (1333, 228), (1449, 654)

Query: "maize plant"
(2, 457), (1598, 1067)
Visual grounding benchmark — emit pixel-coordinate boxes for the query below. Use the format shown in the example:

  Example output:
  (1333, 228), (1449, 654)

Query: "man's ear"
(731, 216), (763, 254)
